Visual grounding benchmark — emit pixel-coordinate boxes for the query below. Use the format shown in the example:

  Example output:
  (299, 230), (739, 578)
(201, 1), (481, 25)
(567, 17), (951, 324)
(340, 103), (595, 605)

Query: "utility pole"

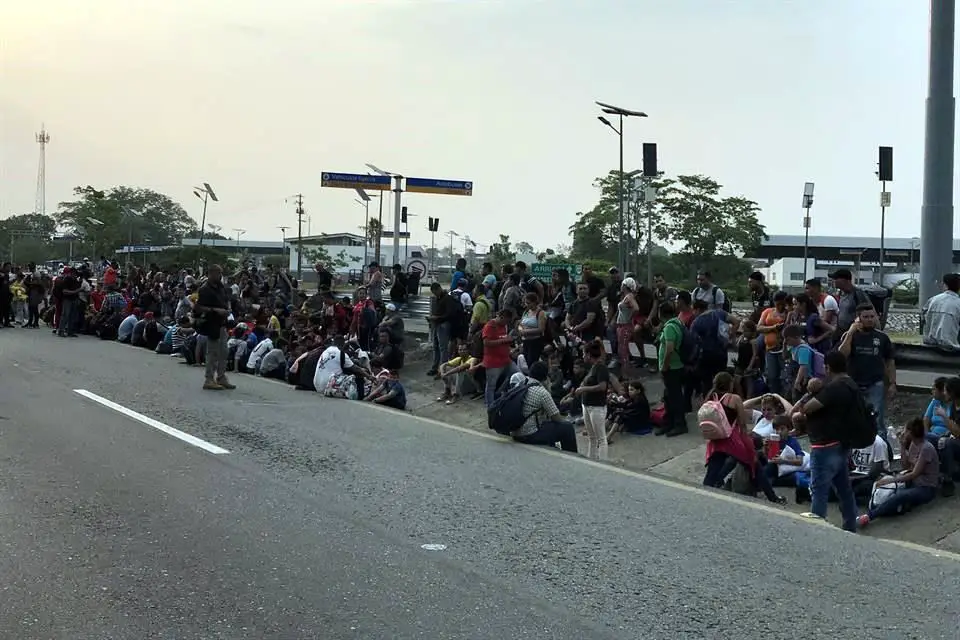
(295, 194), (305, 282)
(35, 125), (50, 217)
(277, 226), (289, 268)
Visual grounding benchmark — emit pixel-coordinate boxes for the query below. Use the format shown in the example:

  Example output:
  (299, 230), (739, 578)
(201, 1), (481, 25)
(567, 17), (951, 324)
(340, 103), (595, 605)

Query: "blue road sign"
(405, 177), (473, 196)
(321, 172), (392, 191)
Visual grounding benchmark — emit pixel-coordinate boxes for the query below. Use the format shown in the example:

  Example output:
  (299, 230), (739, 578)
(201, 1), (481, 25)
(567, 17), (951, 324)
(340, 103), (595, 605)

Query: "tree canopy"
(55, 186), (199, 260)
(569, 169), (766, 295)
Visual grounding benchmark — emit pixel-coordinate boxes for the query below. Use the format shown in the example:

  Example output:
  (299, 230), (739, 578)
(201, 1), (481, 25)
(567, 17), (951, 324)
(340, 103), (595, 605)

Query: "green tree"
(569, 170), (672, 268)
(56, 186), (199, 259)
(488, 234), (515, 267)
(657, 175), (766, 258)
(514, 241), (535, 255)
(0, 213), (58, 263)
(302, 246), (358, 270)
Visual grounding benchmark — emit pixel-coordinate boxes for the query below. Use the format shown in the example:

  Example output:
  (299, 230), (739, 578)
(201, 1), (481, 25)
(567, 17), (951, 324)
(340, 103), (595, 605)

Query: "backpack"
(711, 286), (732, 313)
(447, 291), (467, 334)
(667, 318), (701, 366)
(697, 393), (734, 440)
(488, 380), (537, 435)
(843, 380), (878, 449)
(810, 348), (826, 379)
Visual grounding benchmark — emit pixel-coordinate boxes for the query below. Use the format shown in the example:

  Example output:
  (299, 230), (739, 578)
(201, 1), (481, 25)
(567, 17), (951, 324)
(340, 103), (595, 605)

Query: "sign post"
(323, 172), (472, 268)
(530, 263), (583, 282)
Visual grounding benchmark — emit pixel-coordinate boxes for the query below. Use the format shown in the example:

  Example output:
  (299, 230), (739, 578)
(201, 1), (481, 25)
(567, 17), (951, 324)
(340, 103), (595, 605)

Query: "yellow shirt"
(471, 297), (491, 326)
(268, 315), (281, 332)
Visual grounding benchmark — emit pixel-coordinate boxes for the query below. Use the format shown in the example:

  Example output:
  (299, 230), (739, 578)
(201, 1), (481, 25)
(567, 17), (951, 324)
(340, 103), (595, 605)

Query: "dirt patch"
(887, 389), (932, 428)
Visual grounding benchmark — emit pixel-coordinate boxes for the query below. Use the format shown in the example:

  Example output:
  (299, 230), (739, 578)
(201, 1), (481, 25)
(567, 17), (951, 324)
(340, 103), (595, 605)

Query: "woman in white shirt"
(743, 393), (795, 439)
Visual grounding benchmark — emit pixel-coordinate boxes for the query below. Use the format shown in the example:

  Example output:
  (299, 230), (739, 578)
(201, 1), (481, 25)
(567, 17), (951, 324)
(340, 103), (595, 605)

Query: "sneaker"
(217, 380), (236, 390)
(436, 392), (451, 402)
(665, 426), (689, 438)
(857, 514), (871, 528)
(203, 382), (224, 391)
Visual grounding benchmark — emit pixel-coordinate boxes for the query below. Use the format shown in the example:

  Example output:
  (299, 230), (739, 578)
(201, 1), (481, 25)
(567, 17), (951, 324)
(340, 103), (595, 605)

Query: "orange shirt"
(759, 307), (784, 350)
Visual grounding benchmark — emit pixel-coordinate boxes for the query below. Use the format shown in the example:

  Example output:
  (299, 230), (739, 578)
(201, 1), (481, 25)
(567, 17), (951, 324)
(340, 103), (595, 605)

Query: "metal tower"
(35, 125), (50, 216)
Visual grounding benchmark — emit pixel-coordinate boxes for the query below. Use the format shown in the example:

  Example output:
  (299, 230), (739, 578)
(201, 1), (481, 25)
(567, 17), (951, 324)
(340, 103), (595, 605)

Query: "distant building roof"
(764, 235), (923, 251)
(181, 238), (284, 249)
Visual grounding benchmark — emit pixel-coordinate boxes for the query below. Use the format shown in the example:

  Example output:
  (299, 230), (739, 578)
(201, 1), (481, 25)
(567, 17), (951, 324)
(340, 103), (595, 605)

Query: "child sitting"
(607, 379), (652, 436)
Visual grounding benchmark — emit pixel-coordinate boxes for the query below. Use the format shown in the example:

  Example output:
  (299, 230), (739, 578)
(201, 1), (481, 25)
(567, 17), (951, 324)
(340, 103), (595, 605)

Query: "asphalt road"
(3, 331), (960, 639)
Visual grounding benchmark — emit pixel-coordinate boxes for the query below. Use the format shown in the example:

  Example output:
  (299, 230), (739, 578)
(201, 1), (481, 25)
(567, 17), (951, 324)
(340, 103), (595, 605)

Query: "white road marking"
(73, 389), (230, 455)
(420, 544), (447, 551)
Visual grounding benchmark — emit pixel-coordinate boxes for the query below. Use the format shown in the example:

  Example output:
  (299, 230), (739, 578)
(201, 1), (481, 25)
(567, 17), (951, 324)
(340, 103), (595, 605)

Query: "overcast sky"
(0, 0), (943, 253)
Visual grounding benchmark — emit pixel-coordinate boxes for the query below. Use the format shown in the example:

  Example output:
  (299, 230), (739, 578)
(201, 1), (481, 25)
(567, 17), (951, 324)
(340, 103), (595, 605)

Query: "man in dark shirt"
(427, 282), (453, 375)
(690, 300), (740, 394)
(565, 283), (604, 341)
(747, 271), (774, 324)
(57, 267), (81, 337)
(792, 350), (859, 532)
(315, 263), (333, 293)
(838, 302), (895, 443)
(195, 264), (235, 390)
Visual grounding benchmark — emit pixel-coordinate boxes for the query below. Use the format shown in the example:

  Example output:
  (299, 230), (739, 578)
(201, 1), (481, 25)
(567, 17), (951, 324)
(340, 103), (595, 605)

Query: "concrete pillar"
(919, 0), (956, 304)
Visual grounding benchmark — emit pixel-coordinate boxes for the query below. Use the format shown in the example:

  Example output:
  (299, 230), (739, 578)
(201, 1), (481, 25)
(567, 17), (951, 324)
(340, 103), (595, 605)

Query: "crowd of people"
(419, 259), (960, 532)
(5, 253), (959, 533)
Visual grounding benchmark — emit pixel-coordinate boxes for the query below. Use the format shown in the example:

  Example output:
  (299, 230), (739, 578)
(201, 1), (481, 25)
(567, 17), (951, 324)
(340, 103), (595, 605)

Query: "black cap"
(829, 268), (853, 280)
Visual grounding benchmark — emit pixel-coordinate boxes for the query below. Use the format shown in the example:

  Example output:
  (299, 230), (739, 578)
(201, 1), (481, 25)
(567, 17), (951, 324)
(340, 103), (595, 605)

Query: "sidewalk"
(399, 346), (960, 552)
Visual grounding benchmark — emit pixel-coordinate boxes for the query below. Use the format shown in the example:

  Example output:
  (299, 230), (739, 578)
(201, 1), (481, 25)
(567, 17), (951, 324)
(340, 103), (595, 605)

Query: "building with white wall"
(761, 258), (874, 290)
(286, 233), (426, 277)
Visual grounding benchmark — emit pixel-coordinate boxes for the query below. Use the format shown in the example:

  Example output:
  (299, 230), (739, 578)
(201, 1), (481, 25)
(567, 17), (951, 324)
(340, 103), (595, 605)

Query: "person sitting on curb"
(508, 363), (578, 453)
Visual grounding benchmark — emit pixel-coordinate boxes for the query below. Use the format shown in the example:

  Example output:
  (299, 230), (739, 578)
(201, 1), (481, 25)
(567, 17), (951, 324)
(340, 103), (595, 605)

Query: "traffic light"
(401, 206), (408, 224)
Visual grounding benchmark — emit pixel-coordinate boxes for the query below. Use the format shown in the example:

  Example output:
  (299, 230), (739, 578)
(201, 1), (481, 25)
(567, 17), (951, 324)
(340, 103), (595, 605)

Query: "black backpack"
(488, 380), (536, 435)
(708, 286), (732, 313)
(447, 291), (467, 334)
(843, 379), (878, 449)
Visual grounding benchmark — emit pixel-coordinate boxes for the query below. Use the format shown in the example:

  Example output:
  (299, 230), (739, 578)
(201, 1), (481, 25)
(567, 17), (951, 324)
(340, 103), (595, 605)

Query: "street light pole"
(278, 226), (290, 268)
(596, 101), (648, 274)
(801, 182), (815, 283)
(193, 182), (218, 269)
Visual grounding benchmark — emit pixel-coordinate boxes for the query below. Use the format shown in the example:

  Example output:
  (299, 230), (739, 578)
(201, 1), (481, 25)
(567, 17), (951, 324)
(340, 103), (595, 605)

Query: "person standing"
(790, 351), (859, 532)
(195, 264), (235, 391)
(657, 302), (688, 437)
(576, 341), (610, 460)
(757, 291), (788, 395)
(838, 302), (896, 446)
(481, 308), (517, 407)
(57, 266), (81, 337)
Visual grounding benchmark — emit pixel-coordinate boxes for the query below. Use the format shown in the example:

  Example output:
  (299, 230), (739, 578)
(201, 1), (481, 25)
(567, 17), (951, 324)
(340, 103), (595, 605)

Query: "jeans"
(764, 351), (783, 396)
(809, 444), (858, 532)
(704, 453), (738, 488)
(582, 404), (608, 461)
(484, 363), (518, 408)
(204, 327), (229, 383)
(58, 298), (76, 335)
(27, 301), (40, 327)
(514, 419), (578, 453)
(662, 367), (686, 431)
(939, 437), (960, 481)
(431, 322), (451, 370)
(867, 485), (937, 520)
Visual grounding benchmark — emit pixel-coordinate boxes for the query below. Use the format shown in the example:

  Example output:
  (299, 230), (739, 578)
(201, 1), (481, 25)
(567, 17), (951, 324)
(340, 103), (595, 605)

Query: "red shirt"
(103, 267), (118, 286)
(481, 320), (512, 369)
(678, 310), (694, 328)
(91, 290), (105, 312)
